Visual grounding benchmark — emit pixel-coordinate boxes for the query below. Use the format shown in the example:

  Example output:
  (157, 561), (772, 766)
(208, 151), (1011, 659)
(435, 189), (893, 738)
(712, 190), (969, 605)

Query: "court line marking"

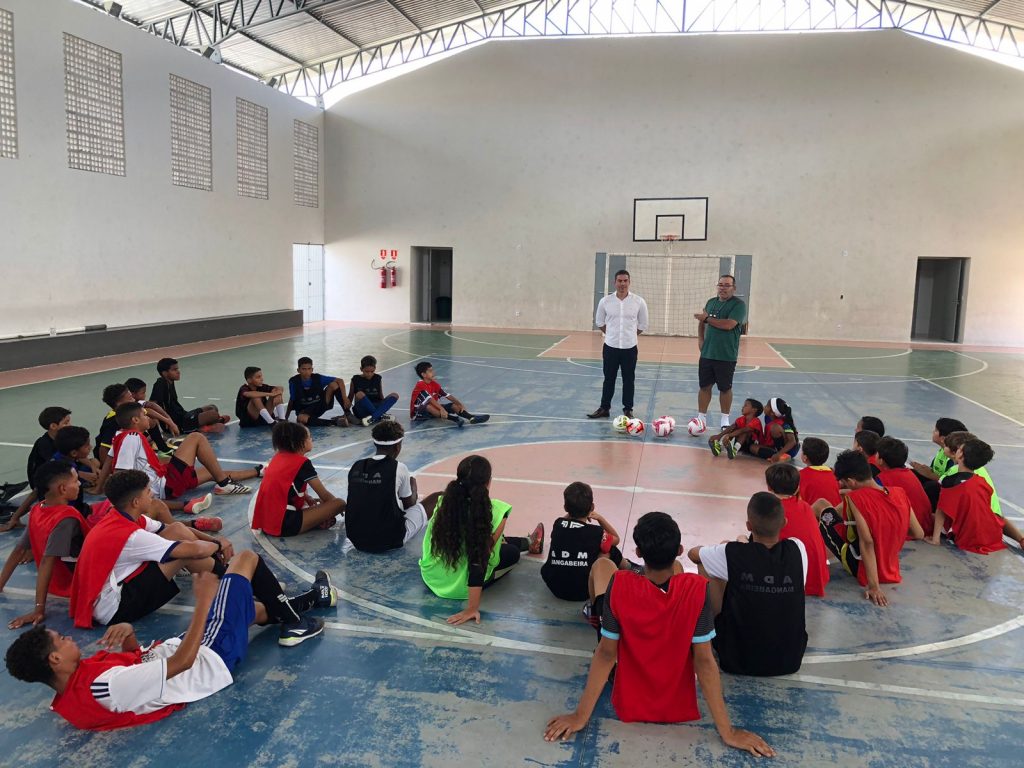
(536, 336), (570, 358)
(919, 376), (1024, 428)
(0, 441), (32, 449)
(922, 351), (989, 381)
(785, 674), (1024, 709)
(443, 330), (556, 351)
(784, 349), (913, 361)
(765, 342), (796, 369)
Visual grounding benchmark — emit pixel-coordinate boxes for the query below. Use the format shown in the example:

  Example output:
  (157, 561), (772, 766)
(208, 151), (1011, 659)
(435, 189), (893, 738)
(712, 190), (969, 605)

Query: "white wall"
(323, 31), (1024, 345)
(1, 0), (323, 337)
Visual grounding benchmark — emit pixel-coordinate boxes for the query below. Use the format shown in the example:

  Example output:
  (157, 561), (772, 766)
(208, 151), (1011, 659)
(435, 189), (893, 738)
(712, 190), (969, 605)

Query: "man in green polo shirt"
(692, 275), (747, 434)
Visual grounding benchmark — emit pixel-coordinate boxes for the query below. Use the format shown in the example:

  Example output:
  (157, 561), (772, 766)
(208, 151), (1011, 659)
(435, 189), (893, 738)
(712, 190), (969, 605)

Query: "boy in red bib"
(764, 463), (829, 597)
(5, 555), (333, 731)
(813, 451), (924, 606)
(876, 437), (935, 538)
(707, 398), (764, 459)
(410, 361), (489, 427)
(797, 437), (841, 508)
(929, 439), (1014, 554)
(544, 512), (774, 757)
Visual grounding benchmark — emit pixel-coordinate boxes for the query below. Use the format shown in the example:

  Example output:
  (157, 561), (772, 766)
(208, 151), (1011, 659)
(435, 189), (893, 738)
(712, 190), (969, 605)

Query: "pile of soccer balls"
(613, 415), (677, 437)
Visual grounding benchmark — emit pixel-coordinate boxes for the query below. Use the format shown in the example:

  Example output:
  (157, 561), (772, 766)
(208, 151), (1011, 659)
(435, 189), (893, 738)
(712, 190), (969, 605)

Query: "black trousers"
(601, 344), (638, 410)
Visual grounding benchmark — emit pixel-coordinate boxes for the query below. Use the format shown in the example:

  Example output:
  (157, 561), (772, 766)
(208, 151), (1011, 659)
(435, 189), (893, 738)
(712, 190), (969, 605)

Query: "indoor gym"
(1, 1), (1023, 767)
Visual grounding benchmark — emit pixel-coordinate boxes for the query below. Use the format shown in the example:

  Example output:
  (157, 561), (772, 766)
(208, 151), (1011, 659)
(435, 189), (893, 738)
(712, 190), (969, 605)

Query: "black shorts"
(819, 508), (861, 579)
(108, 561), (180, 625)
(279, 507), (304, 537)
(294, 401), (330, 420)
(237, 413), (267, 429)
(174, 408), (202, 433)
(698, 357), (737, 392)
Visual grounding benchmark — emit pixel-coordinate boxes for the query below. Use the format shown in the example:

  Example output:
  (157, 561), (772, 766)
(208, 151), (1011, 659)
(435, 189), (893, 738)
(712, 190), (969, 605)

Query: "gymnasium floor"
(0, 322), (1022, 767)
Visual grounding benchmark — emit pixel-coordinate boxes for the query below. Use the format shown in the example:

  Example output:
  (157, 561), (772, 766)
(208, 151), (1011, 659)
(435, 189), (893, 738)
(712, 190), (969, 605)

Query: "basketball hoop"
(660, 234), (680, 256)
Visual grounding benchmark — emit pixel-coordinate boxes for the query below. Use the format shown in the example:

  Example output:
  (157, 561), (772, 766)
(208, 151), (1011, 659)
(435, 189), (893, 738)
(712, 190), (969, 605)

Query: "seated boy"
(541, 481), (625, 602)
(125, 377), (177, 452)
(27, 407), (71, 486)
(812, 451), (924, 607)
(707, 398), (763, 459)
(688, 492), (808, 675)
(856, 415), (886, 437)
(150, 357), (228, 433)
(235, 366), (286, 428)
(287, 356), (353, 427)
(909, 417), (967, 509)
(853, 430), (882, 478)
(875, 436), (935, 538)
(111, 402), (258, 501)
(53, 426), (101, 493)
(930, 439), (1023, 552)
(797, 437), (841, 508)
(5, 560), (333, 731)
(345, 421), (429, 552)
(349, 355), (400, 426)
(544, 511), (774, 757)
(68, 470), (235, 628)
(764, 464), (829, 597)
(410, 361), (489, 428)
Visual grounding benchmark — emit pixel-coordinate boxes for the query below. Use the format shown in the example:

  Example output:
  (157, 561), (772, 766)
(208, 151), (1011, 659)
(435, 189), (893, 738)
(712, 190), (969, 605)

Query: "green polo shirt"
(700, 296), (747, 362)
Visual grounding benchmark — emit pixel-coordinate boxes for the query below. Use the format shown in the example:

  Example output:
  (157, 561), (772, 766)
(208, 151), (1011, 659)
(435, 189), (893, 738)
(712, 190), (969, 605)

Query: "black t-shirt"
(94, 411), (118, 460)
(345, 456), (406, 552)
(350, 374), (383, 404)
(287, 459), (318, 510)
(540, 518), (607, 601)
(713, 539), (807, 677)
(235, 383), (274, 420)
(150, 377), (186, 422)
(26, 434), (56, 486)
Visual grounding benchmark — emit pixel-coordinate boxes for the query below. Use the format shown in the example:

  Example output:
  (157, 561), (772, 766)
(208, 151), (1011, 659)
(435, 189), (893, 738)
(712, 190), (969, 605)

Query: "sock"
(287, 411), (298, 423)
(274, 404), (287, 419)
(288, 587), (318, 615)
(447, 413), (463, 424)
(720, 413), (731, 428)
(250, 555), (301, 625)
(217, 477), (233, 488)
(259, 408), (274, 424)
(698, 412), (708, 424)
(461, 410), (475, 420)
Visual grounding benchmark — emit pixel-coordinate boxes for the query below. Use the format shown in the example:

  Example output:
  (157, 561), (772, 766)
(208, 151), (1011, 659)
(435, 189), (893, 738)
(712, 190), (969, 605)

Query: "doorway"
(911, 258), (968, 342)
(411, 247), (453, 323)
(292, 243), (325, 322)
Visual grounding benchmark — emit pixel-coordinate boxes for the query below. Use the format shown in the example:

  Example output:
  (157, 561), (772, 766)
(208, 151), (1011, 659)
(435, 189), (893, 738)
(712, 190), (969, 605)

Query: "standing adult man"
(589, 270), (649, 419)
(692, 275), (747, 434)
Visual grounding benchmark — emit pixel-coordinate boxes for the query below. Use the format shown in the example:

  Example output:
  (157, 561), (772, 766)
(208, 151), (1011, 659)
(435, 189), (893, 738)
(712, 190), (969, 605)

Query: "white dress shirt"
(595, 292), (649, 349)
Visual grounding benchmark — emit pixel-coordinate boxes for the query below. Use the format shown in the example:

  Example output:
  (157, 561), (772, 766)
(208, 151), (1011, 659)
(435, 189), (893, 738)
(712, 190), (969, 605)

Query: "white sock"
(697, 412), (707, 424)
(259, 408), (274, 424)
(273, 403), (287, 419)
(287, 411), (298, 423)
(720, 413), (731, 428)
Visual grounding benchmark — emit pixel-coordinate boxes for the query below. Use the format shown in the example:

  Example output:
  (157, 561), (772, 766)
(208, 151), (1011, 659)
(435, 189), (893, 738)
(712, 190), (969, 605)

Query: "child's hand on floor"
(447, 608), (480, 625)
(544, 712), (587, 741)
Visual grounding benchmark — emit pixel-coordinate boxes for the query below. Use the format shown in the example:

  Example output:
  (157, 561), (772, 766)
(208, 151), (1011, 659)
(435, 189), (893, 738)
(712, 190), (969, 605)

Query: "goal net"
(597, 252), (736, 337)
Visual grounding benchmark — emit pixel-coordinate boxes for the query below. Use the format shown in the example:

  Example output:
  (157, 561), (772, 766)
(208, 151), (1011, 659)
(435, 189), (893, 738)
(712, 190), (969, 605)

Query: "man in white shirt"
(589, 270), (649, 419)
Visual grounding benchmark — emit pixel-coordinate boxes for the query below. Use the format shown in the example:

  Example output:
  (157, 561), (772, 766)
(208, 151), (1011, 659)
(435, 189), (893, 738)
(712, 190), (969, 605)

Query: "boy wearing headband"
(345, 421), (435, 552)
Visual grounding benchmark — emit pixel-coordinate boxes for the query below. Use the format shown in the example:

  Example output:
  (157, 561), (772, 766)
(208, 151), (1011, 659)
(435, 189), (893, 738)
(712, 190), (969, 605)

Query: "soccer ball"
(686, 417), (706, 436)
(652, 417), (674, 438)
(626, 418), (645, 436)
(612, 415), (630, 433)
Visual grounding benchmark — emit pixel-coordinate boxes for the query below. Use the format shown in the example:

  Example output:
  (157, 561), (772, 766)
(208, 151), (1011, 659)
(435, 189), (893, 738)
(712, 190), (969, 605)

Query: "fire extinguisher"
(379, 249), (387, 289)
(390, 264), (397, 287)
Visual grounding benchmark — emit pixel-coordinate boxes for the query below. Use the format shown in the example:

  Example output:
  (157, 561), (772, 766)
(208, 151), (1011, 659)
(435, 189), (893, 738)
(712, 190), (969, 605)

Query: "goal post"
(594, 251), (737, 337)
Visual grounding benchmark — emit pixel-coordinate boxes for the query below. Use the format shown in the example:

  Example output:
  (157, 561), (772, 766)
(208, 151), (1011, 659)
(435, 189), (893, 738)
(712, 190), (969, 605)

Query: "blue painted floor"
(0, 326), (1022, 766)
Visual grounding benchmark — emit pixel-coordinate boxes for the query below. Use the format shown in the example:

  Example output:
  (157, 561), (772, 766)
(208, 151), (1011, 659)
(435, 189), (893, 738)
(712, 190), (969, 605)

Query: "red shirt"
(410, 380), (447, 417)
(938, 474), (1005, 555)
(799, 466), (841, 508)
(733, 415), (763, 440)
(845, 486), (910, 586)
(877, 467), (934, 538)
(779, 496), (829, 597)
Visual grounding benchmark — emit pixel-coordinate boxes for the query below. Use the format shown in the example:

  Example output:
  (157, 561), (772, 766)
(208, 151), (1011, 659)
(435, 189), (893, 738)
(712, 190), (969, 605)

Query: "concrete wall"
(1, 0), (323, 338)
(323, 31), (1024, 345)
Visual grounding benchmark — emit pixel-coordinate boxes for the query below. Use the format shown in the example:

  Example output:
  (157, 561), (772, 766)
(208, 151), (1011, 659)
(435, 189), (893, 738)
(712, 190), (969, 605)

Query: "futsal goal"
(594, 250), (737, 337)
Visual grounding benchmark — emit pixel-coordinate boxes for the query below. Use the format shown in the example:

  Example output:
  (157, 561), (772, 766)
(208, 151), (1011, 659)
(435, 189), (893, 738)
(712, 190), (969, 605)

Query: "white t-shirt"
(699, 539), (808, 585)
(369, 455), (412, 507)
(93, 640), (233, 714)
(112, 431), (166, 499)
(93, 516), (175, 625)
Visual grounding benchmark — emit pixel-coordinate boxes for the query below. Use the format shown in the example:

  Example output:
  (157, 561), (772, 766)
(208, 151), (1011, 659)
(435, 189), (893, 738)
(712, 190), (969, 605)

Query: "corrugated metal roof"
(314, 1), (419, 48)
(247, 13), (360, 63)
(394, 0), (484, 29)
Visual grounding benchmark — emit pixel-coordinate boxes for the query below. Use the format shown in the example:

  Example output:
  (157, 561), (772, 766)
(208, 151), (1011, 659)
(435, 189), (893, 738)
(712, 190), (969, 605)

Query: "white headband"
(374, 437), (403, 446)
(770, 397), (783, 415)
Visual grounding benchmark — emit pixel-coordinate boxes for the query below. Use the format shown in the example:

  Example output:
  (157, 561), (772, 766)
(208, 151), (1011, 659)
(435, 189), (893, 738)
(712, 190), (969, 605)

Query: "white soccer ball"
(652, 417), (674, 438)
(612, 415), (630, 433)
(626, 418), (645, 436)
(686, 417), (706, 436)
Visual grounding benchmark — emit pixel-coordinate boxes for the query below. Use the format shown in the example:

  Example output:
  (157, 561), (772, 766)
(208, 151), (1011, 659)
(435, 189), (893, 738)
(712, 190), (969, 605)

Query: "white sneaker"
(214, 481), (251, 495)
(361, 415), (373, 427)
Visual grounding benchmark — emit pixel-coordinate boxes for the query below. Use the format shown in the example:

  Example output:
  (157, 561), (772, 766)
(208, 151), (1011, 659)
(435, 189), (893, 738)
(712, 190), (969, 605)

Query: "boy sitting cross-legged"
(707, 398), (763, 459)
(688, 492), (808, 676)
(348, 355), (400, 426)
(5, 558), (334, 731)
(410, 361), (489, 428)
(235, 367), (287, 428)
(544, 511), (775, 757)
(286, 356), (354, 427)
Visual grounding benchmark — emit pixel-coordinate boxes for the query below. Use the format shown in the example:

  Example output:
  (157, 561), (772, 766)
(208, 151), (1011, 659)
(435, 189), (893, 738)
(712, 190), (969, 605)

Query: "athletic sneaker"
(190, 516), (223, 532)
(200, 422), (225, 434)
(724, 440), (737, 460)
(468, 414), (490, 425)
(528, 522), (545, 555)
(157, 449), (175, 459)
(166, 437), (186, 448)
(708, 438), (722, 457)
(361, 415), (373, 427)
(214, 481), (251, 495)
(183, 493), (213, 514)
(0, 481), (29, 504)
(314, 570), (339, 607)
(331, 415), (350, 428)
(278, 615), (325, 647)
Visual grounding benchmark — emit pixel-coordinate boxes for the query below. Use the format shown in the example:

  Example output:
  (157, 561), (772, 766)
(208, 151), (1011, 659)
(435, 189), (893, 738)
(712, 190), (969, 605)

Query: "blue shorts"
(201, 574), (255, 672)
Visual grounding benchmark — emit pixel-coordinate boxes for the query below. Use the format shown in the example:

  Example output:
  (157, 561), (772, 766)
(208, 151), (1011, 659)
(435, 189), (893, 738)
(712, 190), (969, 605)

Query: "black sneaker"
(623, 408), (633, 418)
(468, 414), (490, 424)
(0, 481), (29, 504)
(278, 615), (325, 647)
(314, 570), (339, 607)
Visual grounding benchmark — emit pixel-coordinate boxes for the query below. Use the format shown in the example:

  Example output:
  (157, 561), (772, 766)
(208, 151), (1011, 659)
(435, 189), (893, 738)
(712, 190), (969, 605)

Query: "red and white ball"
(651, 416), (675, 438)
(626, 418), (645, 436)
(686, 417), (707, 436)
